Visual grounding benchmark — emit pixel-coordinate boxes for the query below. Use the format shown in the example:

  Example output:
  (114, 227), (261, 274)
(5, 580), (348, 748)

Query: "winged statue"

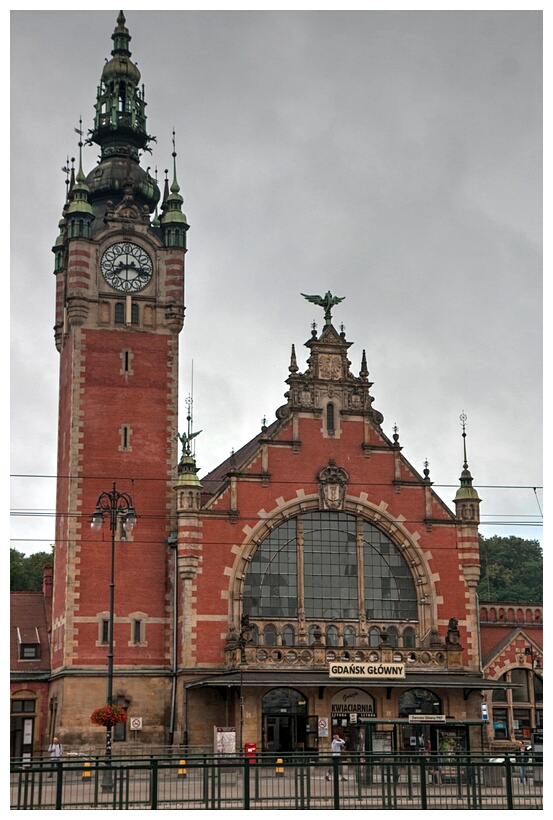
(177, 429), (202, 459)
(301, 291), (345, 325)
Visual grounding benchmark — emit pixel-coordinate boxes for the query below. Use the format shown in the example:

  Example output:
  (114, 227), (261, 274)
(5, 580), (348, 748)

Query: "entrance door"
(10, 716), (34, 760)
(264, 715), (297, 753)
(261, 687), (308, 753)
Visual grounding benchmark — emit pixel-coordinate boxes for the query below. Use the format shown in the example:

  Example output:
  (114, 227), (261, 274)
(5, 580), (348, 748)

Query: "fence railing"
(10, 753), (543, 811)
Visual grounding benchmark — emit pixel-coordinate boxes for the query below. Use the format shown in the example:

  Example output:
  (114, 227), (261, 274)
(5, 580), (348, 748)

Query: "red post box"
(244, 743), (257, 763)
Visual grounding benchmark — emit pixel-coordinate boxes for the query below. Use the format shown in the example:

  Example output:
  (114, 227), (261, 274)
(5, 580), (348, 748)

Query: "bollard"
(275, 757), (284, 777)
(82, 761), (91, 780)
(178, 759), (187, 779)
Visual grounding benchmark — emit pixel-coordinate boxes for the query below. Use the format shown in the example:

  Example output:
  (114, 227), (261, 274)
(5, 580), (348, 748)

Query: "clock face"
(100, 242), (153, 293)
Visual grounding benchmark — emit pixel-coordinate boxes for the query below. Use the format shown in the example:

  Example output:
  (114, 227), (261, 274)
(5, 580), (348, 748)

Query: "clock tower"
(50, 12), (188, 743)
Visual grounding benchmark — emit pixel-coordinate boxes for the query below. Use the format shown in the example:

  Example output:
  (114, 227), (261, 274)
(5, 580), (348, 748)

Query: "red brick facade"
(11, 12), (542, 760)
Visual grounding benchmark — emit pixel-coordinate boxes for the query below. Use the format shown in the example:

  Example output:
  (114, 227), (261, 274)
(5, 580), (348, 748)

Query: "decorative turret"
(85, 11), (160, 223)
(52, 161), (70, 273)
(175, 397), (203, 589)
(175, 398), (202, 513)
(64, 125), (95, 239)
(159, 132), (189, 249)
(454, 413), (481, 523)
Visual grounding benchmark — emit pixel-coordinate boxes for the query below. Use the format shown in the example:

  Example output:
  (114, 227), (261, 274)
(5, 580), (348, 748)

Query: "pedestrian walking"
(516, 742), (529, 784)
(326, 733), (347, 781)
(48, 737), (63, 777)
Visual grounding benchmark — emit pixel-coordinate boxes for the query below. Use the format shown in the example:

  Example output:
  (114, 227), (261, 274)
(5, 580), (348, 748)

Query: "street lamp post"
(237, 614), (252, 754)
(90, 482), (137, 792)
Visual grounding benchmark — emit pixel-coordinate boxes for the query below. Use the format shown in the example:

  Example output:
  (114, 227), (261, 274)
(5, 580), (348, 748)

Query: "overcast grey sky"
(10, 8), (542, 555)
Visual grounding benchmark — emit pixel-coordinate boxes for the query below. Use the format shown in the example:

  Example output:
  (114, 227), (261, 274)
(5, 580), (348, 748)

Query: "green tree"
(10, 547), (53, 591)
(477, 535), (542, 602)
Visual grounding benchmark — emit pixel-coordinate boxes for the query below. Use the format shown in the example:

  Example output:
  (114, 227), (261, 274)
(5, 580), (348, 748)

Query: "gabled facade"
(479, 602), (543, 752)
(175, 316), (491, 755)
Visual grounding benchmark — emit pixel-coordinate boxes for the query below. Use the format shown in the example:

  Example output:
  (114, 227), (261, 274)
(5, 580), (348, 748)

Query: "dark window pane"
(344, 627), (356, 647)
(263, 625), (277, 646)
(492, 707), (509, 739)
(403, 627), (416, 648)
(326, 626), (339, 646)
(304, 512), (358, 618)
(363, 521), (417, 620)
(282, 625), (295, 646)
(511, 668), (530, 702)
(243, 520), (297, 618)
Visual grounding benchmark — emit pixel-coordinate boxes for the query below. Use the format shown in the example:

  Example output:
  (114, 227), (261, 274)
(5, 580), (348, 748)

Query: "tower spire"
(64, 120), (94, 239)
(454, 412), (481, 522)
(84, 11), (160, 223)
(159, 130), (189, 248)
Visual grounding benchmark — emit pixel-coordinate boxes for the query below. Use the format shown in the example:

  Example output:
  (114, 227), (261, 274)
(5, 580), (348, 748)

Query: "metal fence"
(10, 753), (543, 810)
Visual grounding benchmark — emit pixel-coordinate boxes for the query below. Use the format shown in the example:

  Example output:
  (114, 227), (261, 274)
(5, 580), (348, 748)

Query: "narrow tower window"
(326, 403), (335, 434)
(132, 619), (142, 645)
(121, 348), (134, 375)
(115, 303), (125, 324)
(120, 424), (132, 452)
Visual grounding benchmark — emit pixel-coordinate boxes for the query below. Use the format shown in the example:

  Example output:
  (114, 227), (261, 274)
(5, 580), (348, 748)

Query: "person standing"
(517, 742), (529, 784)
(326, 733), (347, 781)
(48, 737), (63, 777)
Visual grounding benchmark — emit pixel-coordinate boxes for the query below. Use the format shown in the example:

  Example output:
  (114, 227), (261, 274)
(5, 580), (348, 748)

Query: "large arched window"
(243, 511), (418, 620)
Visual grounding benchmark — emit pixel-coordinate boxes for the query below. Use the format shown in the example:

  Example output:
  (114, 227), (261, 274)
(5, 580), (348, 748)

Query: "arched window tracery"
(242, 511), (418, 623)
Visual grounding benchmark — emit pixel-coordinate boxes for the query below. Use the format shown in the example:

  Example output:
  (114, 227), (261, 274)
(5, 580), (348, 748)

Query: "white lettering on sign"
(329, 662), (406, 679)
(408, 715), (446, 723)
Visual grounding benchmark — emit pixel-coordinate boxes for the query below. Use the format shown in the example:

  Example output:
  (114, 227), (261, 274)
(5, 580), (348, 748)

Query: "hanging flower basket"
(90, 705), (127, 728)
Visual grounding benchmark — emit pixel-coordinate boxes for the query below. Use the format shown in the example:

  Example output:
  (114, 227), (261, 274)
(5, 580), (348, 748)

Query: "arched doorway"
(398, 688), (442, 753)
(262, 688), (308, 753)
(397, 688), (468, 754)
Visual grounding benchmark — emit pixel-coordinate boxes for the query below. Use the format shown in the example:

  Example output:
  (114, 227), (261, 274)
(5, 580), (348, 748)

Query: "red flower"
(90, 705), (127, 728)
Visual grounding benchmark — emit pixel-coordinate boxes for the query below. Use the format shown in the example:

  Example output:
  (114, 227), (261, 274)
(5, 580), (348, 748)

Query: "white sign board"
(214, 726), (236, 756)
(329, 662), (405, 679)
(318, 717), (329, 737)
(23, 719), (33, 744)
(129, 717), (143, 730)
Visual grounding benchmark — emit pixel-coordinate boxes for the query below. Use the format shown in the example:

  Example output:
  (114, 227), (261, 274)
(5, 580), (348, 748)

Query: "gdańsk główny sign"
(329, 662), (406, 679)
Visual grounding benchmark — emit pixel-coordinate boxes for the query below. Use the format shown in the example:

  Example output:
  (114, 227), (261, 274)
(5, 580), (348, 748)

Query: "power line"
(10, 516), (542, 552)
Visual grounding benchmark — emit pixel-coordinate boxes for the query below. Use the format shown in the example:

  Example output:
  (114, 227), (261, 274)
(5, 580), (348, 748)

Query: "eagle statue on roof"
(301, 291), (345, 325)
